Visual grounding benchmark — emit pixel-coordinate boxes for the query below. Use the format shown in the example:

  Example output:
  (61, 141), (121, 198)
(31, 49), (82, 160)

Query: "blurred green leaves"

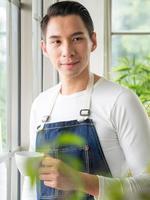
(105, 181), (124, 200)
(26, 132), (86, 199)
(54, 132), (86, 147)
(37, 132), (86, 154)
(25, 157), (42, 187)
(112, 56), (150, 116)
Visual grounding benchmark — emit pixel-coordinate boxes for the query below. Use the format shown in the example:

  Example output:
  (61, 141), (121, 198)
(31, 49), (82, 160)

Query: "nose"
(61, 41), (75, 58)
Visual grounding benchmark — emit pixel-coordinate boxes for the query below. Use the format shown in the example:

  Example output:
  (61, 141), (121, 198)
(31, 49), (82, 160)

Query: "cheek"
(80, 46), (91, 61)
(47, 48), (59, 64)
(77, 44), (90, 58)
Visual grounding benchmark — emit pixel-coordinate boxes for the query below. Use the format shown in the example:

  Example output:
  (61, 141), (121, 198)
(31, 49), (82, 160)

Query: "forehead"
(46, 15), (88, 38)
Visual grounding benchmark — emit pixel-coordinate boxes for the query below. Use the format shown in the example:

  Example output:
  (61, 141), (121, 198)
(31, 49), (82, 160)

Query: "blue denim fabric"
(36, 119), (111, 200)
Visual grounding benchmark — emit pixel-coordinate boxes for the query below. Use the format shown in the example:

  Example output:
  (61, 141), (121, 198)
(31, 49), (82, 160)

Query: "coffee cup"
(15, 151), (44, 176)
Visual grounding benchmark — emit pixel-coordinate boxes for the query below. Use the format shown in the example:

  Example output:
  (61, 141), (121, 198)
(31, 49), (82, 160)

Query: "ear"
(90, 32), (97, 52)
(40, 40), (48, 57)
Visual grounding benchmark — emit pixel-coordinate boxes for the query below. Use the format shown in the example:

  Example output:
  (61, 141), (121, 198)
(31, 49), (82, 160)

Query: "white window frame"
(104, 0), (111, 79)
(104, 0), (150, 79)
(0, 0), (21, 200)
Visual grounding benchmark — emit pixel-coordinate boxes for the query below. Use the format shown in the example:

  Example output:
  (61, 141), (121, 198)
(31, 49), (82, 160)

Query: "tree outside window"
(111, 0), (150, 116)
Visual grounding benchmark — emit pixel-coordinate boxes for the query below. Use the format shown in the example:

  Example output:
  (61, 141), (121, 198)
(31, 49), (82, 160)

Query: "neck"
(60, 71), (91, 95)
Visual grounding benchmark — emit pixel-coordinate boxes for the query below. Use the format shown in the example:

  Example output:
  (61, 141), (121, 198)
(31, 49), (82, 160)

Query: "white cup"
(15, 151), (44, 176)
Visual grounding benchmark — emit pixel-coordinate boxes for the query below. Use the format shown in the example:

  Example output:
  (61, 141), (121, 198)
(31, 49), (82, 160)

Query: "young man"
(22, 1), (150, 200)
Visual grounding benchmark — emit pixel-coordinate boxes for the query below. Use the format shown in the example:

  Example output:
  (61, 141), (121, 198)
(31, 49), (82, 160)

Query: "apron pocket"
(38, 145), (90, 199)
(49, 145), (90, 173)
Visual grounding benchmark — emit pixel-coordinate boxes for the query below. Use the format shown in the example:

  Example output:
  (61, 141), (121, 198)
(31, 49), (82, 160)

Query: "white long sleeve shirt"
(22, 77), (150, 200)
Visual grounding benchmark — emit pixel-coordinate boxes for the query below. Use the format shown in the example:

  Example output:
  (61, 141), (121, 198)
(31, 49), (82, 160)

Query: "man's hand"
(39, 156), (82, 191)
(39, 156), (99, 197)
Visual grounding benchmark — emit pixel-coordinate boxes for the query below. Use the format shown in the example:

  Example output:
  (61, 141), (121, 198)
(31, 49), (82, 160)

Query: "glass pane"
(112, 0), (150, 32)
(0, 162), (7, 200)
(111, 35), (150, 67)
(11, 3), (19, 150)
(0, 1), (6, 32)
(0, 1), (7, 152)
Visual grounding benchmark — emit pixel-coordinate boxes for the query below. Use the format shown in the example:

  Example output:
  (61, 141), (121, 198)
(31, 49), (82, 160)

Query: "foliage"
(25, 132), (150, 200)
(112, 56), (150, 116)
(26, 132), (86, 200)
(105, 181), (124, 200)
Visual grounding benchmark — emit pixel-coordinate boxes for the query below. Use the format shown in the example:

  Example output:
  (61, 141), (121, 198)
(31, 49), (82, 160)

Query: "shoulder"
(92, 77), (145, 119)
(93, 77), (135, 104)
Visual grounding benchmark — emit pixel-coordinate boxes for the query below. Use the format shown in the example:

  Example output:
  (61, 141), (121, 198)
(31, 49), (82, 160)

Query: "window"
(0, 0), (20, 199)
(0, 1), (7, 199)
(0, 0), (7, 153)
(104, 0), (150, 115)
(111, 0), (150, 67)
(104, 0), (150, 74)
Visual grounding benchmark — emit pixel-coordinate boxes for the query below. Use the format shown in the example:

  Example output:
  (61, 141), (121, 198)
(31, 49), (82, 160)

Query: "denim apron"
(36, 74), (112, 200)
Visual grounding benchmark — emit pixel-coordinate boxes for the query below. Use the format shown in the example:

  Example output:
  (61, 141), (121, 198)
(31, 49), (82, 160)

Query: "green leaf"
(25, 157), (41, 187)
(141, 65), (150, 73)
(26, 133), (86, 189)
(60, 154), (84, 171)
(111, 55), (150, 117)
(112, 66), (131, 72)
(55, 132), (86, 147)
(105, 180), (124, 200)
(114, 74), (128, 82)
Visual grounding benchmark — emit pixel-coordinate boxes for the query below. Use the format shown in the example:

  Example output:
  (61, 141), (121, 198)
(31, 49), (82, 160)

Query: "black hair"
(41, 1), (94, 39)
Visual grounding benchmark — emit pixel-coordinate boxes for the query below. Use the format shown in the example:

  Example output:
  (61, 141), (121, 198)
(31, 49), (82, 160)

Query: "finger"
(39, 166), (55, 174)
(44, 180), (57, 189)
(41, 156), (56, 166)
(39, 173), (58, 181)
(41, 157), (53, 166)
(39, 174), (52, 180)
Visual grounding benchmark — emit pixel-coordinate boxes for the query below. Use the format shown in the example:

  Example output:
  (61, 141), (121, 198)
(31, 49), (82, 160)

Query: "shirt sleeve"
(96, 89), (150, 200)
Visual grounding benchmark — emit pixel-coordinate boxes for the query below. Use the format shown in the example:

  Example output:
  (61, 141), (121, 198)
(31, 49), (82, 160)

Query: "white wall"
(78, 0), (104, 75)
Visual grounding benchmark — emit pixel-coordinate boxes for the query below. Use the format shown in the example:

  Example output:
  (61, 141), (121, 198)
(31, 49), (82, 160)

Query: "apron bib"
(36, 74), (112, 200)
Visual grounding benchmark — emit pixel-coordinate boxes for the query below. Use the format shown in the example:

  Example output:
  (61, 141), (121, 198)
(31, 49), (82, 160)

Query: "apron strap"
(77, 73), (94, 121)
(37, 83), (61, 131)
(37, 73), (94, 131)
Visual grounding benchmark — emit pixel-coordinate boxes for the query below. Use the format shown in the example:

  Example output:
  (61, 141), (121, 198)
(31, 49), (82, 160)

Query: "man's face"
(41, 15), (97, 79)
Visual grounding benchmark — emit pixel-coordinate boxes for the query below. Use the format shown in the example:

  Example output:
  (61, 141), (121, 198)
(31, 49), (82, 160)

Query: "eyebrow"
(48, 31), (84, 39)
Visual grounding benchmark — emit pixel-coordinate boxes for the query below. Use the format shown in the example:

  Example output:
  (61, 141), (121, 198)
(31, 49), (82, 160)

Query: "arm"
(39, 89), (150, 199)
(111, 89), (150, 175)
(102, 89), (150, 199)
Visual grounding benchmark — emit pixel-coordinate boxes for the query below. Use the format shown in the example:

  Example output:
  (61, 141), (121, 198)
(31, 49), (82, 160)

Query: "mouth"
(60, 61), (80, 69)
(61, 61), (79, 65)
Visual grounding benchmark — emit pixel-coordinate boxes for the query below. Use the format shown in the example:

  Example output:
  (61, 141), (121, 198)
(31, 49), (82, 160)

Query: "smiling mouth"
(61, 61), (79, 65)
(60, 61), (80, 70)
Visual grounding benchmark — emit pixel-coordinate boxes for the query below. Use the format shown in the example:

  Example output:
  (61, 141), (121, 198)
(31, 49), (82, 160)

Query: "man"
(22, 1), (150, 200)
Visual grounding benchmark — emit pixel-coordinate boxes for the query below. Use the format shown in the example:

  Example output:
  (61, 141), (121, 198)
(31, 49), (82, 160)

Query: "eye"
(72, 37), (83, 42)
(50, 40), (61, 46)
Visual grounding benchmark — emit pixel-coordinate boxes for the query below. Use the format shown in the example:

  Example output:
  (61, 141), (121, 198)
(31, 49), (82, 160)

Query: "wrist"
(78, 172), (99, 197)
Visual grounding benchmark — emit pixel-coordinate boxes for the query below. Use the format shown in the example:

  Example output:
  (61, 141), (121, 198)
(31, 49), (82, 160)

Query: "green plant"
(25, 132), (150, 200)
(26, 132), (86, 200)
(112, 56), (150, 116)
